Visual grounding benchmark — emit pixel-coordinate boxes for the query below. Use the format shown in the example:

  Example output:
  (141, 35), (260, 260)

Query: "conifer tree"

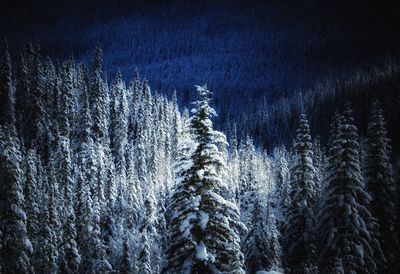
(137, 233), (153, 274)
(30, 46), (48, 151)
(237, 136), (257, 230)
(112, 72), (128, 178)
(0, 40), (16, 130)
(120, 237), (134, 274)
(318, 106), (382, 274)
(284, 113), (316, 273)
(366, 102), (398, 271)
(265, 207), (283, 272)
(271, 146), (291, 234)
(163, 85), (244, 274)
(24, 149), (41, 266)
(243, 185), (282, 273)
(89, 197), (112, 274)
(0, 127), (33, 273)
(37, 180), (59, 274)
(91, 47), (108, 143)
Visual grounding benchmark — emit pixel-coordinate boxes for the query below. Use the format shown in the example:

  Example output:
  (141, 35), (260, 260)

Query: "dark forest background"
(1, 0), (400, 150)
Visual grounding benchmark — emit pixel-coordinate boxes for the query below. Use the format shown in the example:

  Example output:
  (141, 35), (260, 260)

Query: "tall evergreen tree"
(37, 180), (59, 274)
(120, 236), (135, 274)
(136, 233), (153, 274)
(30, 45), (48, 152)
(89, 197), (112, 274)
(272, 146), (291, 234)
(163, 85), (244, 274)
(24, 149), (41, 266)
(0, 40), (16, 130)
(365, 102), (398, 271)
(0, 127), (33, 273)
(90, 47), (108, 143)
(318, 106), (382, 274)
(284, 113), (316, 273)
(243, 184), (282, 273)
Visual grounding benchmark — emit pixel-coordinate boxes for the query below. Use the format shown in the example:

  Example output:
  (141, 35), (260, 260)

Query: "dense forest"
(2, 0), (400, 151)
(1, 42), (399, 274)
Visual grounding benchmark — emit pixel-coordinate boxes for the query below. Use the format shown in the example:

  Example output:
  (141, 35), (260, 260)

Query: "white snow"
(199, 211), (209, 230)
(196, 169), (205, 180)
(256, 271), (283, 274)
(196, 241), (208, 260)
(180, 213), (196, 237)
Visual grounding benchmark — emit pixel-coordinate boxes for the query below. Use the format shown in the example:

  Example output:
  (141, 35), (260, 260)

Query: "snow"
(192, 195), (201, 207)
(210, 192), (240, 211)
(180, 213), (196, 237)
(196, 242), (208, 260)
(196, 169), (205, 180)
(182, 258), (193, 274)
(256, 271), (283, 274)
(199, 211), (209, 230)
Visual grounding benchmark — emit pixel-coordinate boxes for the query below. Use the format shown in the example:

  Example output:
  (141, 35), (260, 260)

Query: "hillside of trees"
(2, 0), (400, 149)
(1, 43), (399, 273)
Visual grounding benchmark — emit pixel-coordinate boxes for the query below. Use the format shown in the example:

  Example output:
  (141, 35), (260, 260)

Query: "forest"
(1, 40), (399, 274)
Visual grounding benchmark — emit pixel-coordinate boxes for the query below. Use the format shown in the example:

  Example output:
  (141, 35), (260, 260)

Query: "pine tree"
(265, 207), (283, 272)
(112, 72), (128, 178)
(23, 149), (41, 266)
(61, 209), (81, 274)
(318, 106), (382, 274)
(14, 46), (32, 141)
(89, 197), (112, 274)
(0, 127), (33, 273)
(120, 236), (134, 274)
(59, 61), (76, 140)
(56, 133), (81, 273)
(37, 180), (59, 274)
(90, 47), (109, 143)
(243, 186), (282, 273)
(0, 40), (16, 130)
(136, 233), (153, 274)
(365, 101), (398, 272)
(284, 113), (316, 273)
(272, 146), (291, 234)
(75, 170), (94, 273)
(163, 85), (244, 274)
(30, 45), (48, 152)
(237, 136), (257, 230)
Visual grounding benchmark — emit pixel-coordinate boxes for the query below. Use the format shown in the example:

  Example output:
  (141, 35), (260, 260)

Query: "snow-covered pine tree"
(56, 129), (81, 273)
(75, 170), (93, 273)
(61, 207), (81, 274)
(0, 40), (16, 130)
(271, 146), (291, 235)
(89, 196), (112, 273)
(318, 106), (381, 274)
(90, 47), (109, 143)
(227, 125), (240, 201)
(365, 101), (398, 272)
(284, 113), (317, 273)
(37, 178), (59, 274)
(111, 71), (129, 179)
(136, 233), (153, 274)
(242, 180), (282, 273)
(237, 135), (257, 231)
(312, 138), (325, 200)
(265, 206), (283, 272)
(23, 149), (41, 267)
(163, 85), (244, 274)
(0, 126), (33, 273)
(120, 236), (135, 274)
(14, 45), (33, 141)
